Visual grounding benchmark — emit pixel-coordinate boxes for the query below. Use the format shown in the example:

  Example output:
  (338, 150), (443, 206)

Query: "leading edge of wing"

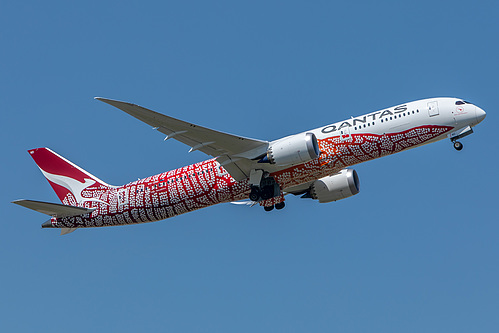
(95, 97), (269, 159)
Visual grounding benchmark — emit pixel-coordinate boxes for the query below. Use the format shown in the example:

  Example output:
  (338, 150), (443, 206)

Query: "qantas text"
(321, 105), (408, 134)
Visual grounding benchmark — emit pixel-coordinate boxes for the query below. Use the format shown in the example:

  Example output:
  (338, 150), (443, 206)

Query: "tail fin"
(28, 148), (114, 205)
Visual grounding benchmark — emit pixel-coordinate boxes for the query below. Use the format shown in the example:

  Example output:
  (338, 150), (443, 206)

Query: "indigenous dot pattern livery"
(52, 125), (452, 229)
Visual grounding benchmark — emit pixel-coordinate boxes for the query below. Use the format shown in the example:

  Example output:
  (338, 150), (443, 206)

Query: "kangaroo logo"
(39, 168), (108, 205)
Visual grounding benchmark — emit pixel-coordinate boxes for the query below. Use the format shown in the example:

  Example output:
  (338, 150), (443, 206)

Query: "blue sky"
(1, 1), (498, 332)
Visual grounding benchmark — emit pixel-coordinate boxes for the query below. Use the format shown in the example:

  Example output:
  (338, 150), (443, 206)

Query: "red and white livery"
(13, 97), (486, 235)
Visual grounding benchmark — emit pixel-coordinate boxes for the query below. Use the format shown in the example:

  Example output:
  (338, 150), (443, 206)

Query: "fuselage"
(52, 97), (486, 228)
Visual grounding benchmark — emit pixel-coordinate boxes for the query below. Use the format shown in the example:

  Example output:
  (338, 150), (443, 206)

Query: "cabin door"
(428, 101), (439, 117)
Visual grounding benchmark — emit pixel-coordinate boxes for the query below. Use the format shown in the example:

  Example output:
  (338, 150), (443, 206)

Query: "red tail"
(28, 148), (114, 206)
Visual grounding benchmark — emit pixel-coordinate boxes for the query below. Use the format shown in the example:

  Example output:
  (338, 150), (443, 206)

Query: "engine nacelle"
(310, 169), (360, 203)
(265, 132), (320, 166)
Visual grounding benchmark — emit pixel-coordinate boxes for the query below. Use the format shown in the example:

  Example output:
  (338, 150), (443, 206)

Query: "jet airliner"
(13, 97), (486, 235)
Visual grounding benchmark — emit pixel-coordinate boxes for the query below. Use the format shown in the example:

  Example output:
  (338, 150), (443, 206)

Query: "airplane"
(12, 97), (486, 235)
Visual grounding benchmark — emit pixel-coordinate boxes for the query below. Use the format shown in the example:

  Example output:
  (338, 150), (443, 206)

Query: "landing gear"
(275, 202), (285, 210)
(263, 202), (285, 212)
(248, 169), (286, 211)
(249, 187), (260, 201)
(449, 126), (472, 152)
(453, 141), (463, 151)
(264, 205), (274, 212)
(260, 187), (273, 200)
(248, 170), (280, 201)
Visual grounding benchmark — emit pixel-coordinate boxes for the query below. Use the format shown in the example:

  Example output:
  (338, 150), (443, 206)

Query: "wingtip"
(95, 96), (119, 103)
(95, 97), (137, 107)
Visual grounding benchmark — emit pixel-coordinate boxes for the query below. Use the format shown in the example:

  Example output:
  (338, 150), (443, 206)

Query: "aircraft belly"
(51, 159), (250, 228)
(273, 124), (454, 191)
(50, 125), (453, 229)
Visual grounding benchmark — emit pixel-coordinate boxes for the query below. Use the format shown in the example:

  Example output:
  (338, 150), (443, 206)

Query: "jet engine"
(262, 132), (320, 166)
(309, 169), (360, 203)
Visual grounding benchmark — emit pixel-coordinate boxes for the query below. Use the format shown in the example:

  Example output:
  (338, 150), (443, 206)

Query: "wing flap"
(12, 199), (96, 217)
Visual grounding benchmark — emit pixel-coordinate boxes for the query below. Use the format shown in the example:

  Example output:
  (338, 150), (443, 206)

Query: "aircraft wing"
(96, 98), (269, 181)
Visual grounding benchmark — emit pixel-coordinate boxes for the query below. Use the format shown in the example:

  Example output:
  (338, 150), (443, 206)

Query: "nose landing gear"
(453, 141), (463, 151)
(449, 126), (473, 152)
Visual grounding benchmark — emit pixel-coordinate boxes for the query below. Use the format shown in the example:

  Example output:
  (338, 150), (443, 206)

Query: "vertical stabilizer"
(28, 148), (114, 205)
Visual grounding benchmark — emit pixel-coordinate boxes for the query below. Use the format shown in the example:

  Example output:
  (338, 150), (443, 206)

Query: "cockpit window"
(456, 100), (473, 105)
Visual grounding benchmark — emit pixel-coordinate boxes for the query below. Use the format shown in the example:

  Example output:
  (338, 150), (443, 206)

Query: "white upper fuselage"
(284, 97), (485, 150)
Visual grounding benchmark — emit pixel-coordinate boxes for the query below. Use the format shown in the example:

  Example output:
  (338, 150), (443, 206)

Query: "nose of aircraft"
(475, 106), (486, 124)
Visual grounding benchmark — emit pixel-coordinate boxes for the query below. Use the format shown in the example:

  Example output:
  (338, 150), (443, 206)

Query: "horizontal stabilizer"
(12, 199), (96, 217)
(61, 228), (77, 235)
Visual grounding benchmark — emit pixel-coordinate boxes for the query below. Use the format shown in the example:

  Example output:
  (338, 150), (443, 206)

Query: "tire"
(275, 202), (285, 210)
(249, 190), (260, 202)
(454, 141), (463, 151)
(264, 205), (274, 212)
(260, 188), (272, 200)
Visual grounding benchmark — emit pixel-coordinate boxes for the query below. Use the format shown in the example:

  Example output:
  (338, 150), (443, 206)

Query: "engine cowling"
(265, 132), (320, 166)
(310, 169), (360, 203)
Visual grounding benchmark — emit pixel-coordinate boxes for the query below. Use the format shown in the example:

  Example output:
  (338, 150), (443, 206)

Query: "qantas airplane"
(13, 97), (486, 235)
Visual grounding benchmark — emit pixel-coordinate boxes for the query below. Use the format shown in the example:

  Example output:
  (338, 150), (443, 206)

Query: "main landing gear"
(275, 202), (285, 210)
(249, 182), (276, 201)
(262, 202), (285, 212)
(248, 169), (285, 212)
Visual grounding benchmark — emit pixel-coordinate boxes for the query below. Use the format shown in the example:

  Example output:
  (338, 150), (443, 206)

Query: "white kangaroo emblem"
(39, 168), (108, 205)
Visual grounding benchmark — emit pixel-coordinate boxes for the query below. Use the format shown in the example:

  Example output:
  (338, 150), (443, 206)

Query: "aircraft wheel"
(249, 188), (260, 201)
(264, 205), (274, 212)
(453, 141), (463, 151)
(275, 202), (285, 210)
(260, 188), (272, 200)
